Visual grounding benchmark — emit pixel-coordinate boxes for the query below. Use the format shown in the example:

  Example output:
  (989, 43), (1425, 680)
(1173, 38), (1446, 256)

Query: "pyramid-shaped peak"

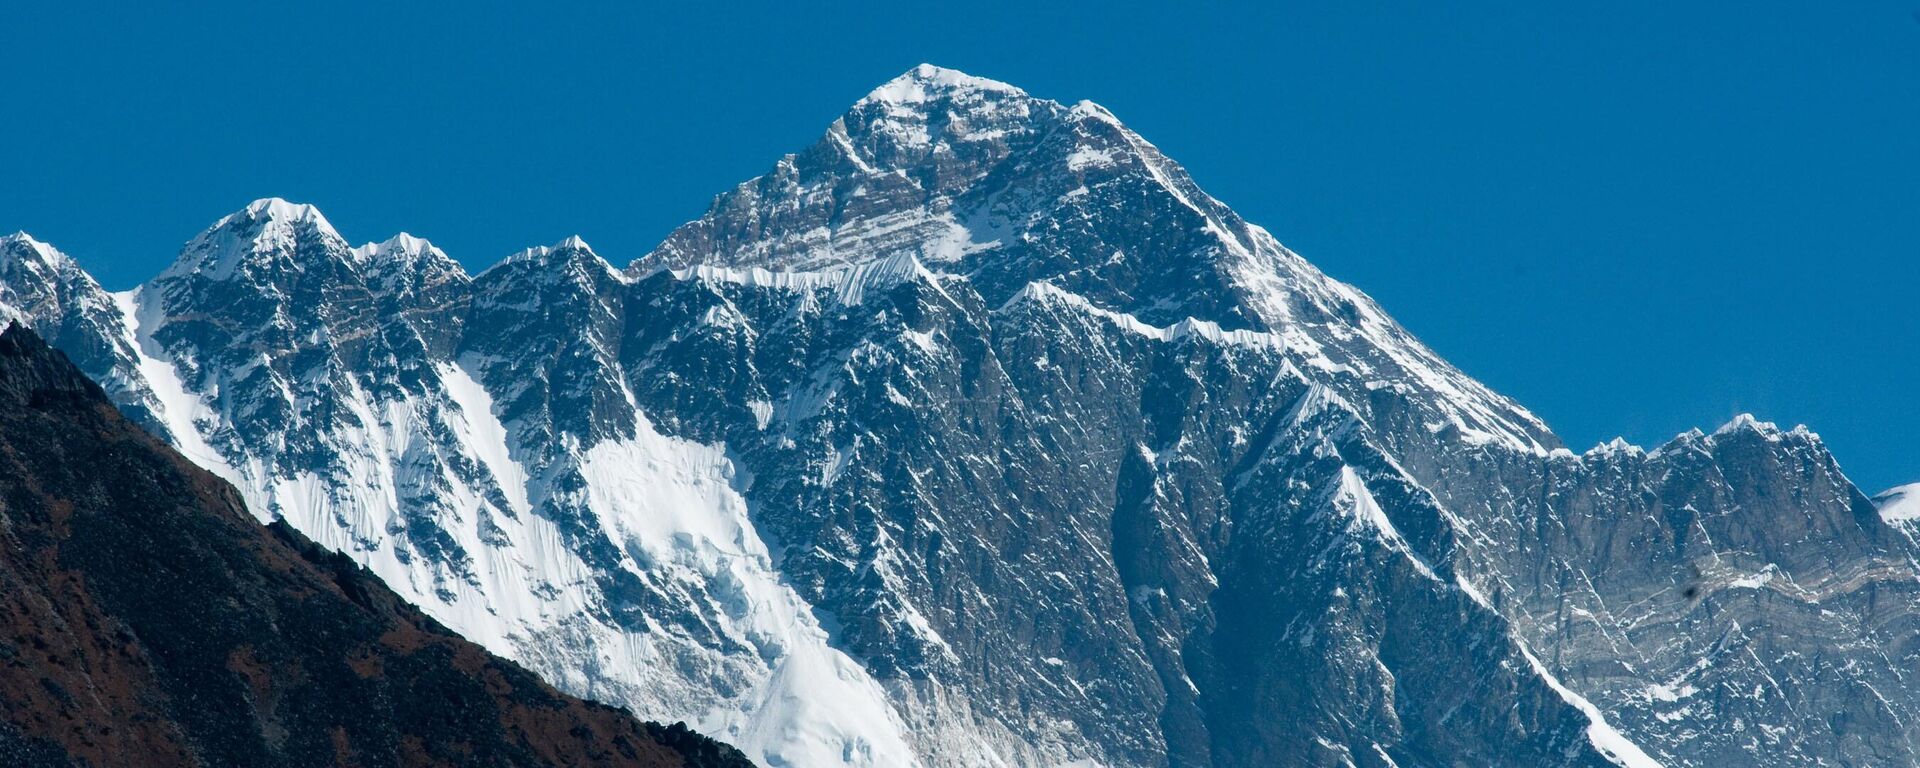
(489, 235), (615, 277)
(858, 64), (1027, 106)
(1712, 412), (1783, 438)
(0, 231), (70, 268)
(190, 197), (344, 252)
(353, 232), (443, 261)
(161, 198), (349, 283)
(2, 231), (50, 249)
(0, 233), (90, 300)
(219, 197), (337, 232)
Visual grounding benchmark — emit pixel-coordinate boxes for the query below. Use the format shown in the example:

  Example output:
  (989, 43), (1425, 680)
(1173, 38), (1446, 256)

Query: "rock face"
(0, 325), (752, 768)
(2, 65), (1915, 767)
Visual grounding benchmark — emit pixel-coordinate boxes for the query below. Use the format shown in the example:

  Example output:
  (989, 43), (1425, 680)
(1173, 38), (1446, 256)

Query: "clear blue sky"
(4, 2), (1916, 491)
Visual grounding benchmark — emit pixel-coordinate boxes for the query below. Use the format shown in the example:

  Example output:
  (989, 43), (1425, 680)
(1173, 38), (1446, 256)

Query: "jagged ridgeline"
(3, 65), (1916, 767)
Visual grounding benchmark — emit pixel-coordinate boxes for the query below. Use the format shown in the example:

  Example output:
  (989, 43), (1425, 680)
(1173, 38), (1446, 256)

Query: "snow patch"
(576, 418), (918, 767)
(1513, 634), (1665, 768)
(860, 64), (1024, 106)
(111, 288), (241, 486)
(1875, 484), (1920, 524)
(438, 362), (532, 516)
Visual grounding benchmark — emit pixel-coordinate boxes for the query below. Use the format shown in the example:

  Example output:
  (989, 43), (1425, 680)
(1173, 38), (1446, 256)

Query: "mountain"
(0, 324), (751, 768)
(3, 64), (1915, 767)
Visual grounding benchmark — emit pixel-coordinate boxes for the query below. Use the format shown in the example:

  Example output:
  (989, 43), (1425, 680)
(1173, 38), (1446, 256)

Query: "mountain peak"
(857, 64), (1025, 106)
(491, 235), (616, 279)
(0, 231), (73, 273)
(1583, 436), (1645, 458)
(0, 233), (99, 326)
(1715, 412), (1775, 435)
(1710, 412), (1813, 442)
(352, 231), (446, 264)
(222, 197), (336, 232)
(351, 232), (470, 296)
(2, 230), (50, 249)
(161, 198), (348, 283)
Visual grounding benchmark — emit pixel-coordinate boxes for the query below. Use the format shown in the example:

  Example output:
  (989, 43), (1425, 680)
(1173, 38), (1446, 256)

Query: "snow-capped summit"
(229, 195), (333, 227)
(353, 231), (440, 262)
(1, 233), (90, 323)
(857, 63), (1027, 106)
(640, 64), (1555, 456)
(1, 230), (66, 266)
(1713, 412), (1777, 436)
(159, 197), (349, 283)
(0, 232), (172, 437)
(486, 235), (623, 291)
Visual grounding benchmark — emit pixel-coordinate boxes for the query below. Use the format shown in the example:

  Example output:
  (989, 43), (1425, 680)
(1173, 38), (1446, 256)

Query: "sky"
(3, 2), (1916, 491)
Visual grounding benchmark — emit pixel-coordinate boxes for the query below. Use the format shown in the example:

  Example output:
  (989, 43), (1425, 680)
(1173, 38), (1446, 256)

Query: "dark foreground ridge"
(0, 324), (753, 768)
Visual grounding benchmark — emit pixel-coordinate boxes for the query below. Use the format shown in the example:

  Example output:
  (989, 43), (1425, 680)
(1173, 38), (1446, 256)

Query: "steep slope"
(3, 65), (1915, 767)
(0, 233), (167, 436)
(638, 65), (1556, 459)
(0, 324), (751, 768)
(1493, 423), (1920, 766)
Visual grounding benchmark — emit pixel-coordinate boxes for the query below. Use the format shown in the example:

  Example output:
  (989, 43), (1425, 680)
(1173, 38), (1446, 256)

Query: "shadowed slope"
(0, 324), (753, 768)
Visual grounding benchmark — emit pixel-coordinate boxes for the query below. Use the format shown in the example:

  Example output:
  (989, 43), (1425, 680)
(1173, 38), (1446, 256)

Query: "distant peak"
(194, 197), (342, 247)
(509, 234), (594, 256)
(2, 231), (46, 248)
(161, 198), (348, 282)
(225, 197), (335, 230)
(0, 232), (76, 274)
(1, 231), (60, 259)
(492, 235), (615, 278)
(858, 64), (1025, 106)
(1710, 413), (1807, 440)
(1067, 99), (1122, 125)
(353, 232), (441, 260)
(1583, 436), (1644, 458)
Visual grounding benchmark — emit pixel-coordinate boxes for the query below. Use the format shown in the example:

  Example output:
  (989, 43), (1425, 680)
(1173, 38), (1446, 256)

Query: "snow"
(352, 232), (441, 263)
(1874, 484), (1920, 524)
(1585, 437), (1645, 458)
(676, 252), (934, 307)
(1, 231), (66, 270)
(439, 362), (532, 516)
(576, 417), (919, 768)
(860, 63), (1024, 106)
(1335, 466), (1438, 581)
(1645, 682), (1700, 703)
(491, 235), (621, 278)
(1066, 146), (1118, 171)
(1711, 413), (1803, 441)
(1003, 281), (1287, 351)
(1728, 565), (1778, 591)
(1451, 573), (1663, 767)
(1514, 639), (1667, 768)
(111, 287), (241, 485)
(161, 197), (343, 282)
